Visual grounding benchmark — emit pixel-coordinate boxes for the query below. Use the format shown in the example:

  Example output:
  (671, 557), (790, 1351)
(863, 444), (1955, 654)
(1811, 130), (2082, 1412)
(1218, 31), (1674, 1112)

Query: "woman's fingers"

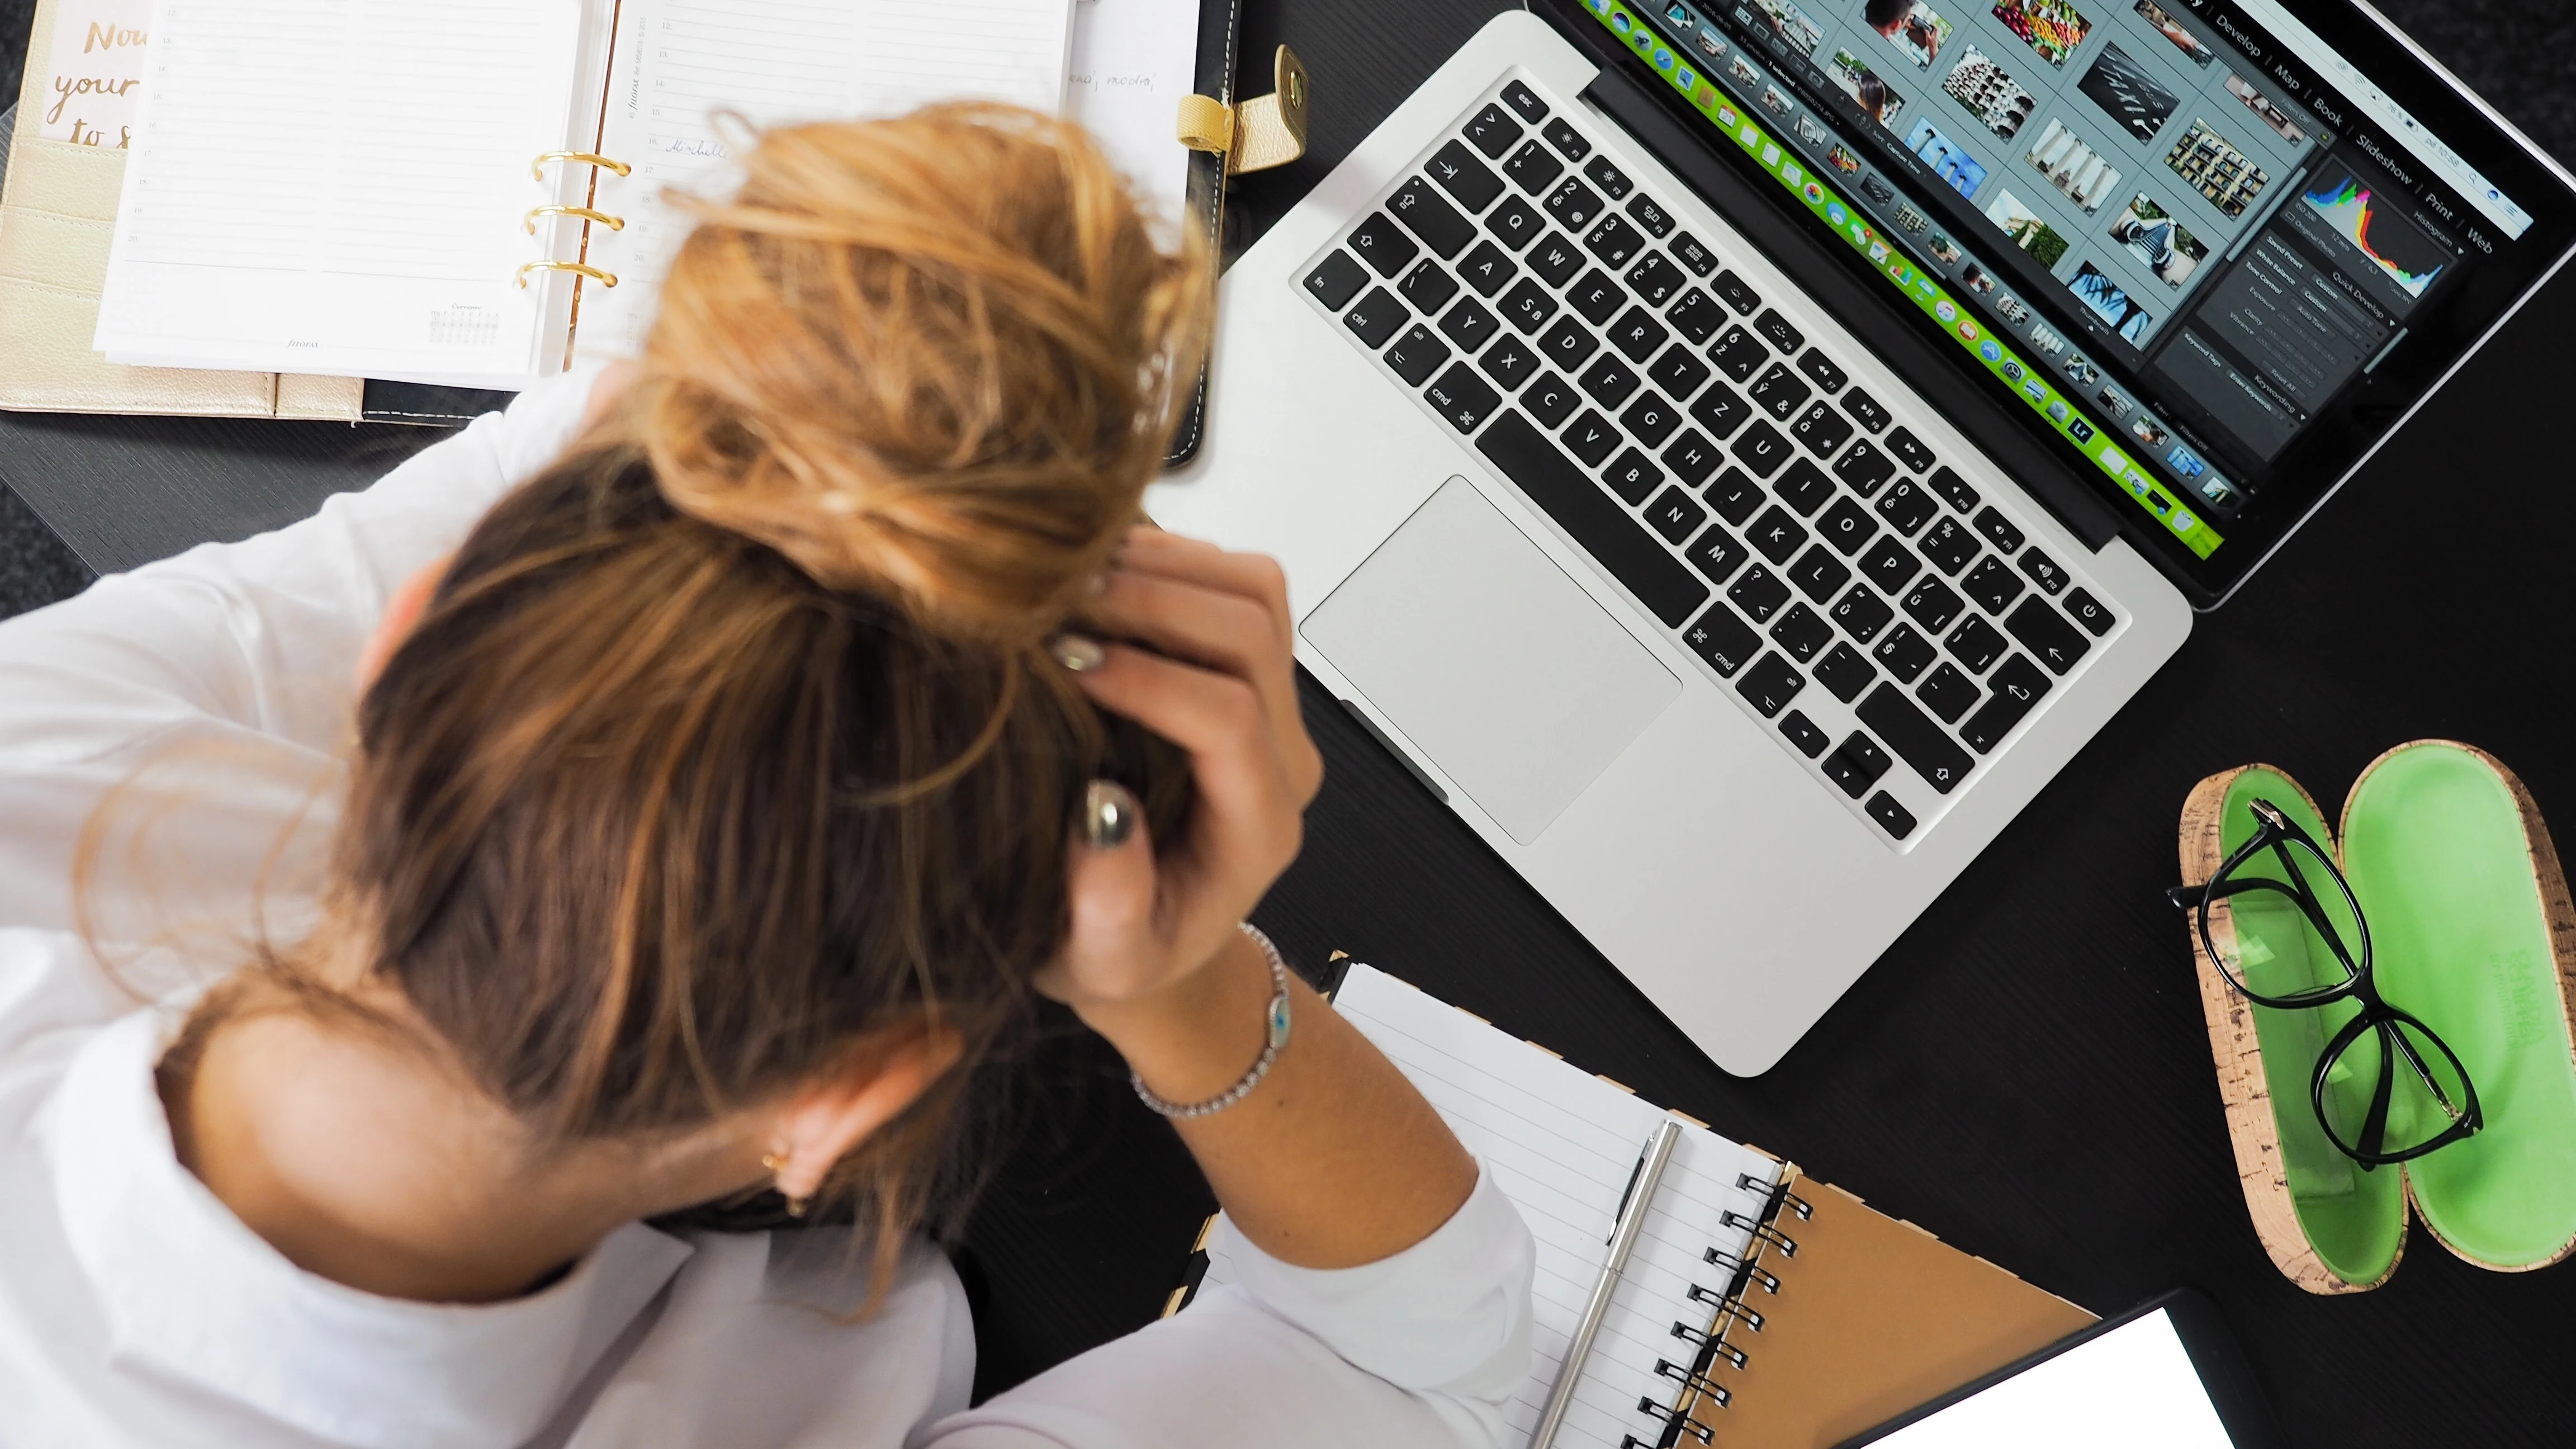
(1064, 642), (1303, 878)
(1112, 528), (1294, 639)
(1035, 796), (1167, 1004)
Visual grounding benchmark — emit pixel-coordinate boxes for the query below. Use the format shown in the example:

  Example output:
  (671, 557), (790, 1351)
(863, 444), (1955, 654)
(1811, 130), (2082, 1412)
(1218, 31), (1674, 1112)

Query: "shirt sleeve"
(914, 1165), (1535, 1449)
(0, 364), (605, 954)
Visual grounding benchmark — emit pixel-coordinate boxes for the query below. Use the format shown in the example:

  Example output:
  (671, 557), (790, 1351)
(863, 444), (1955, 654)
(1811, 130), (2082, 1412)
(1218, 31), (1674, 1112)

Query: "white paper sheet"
(1064, 0), (1202, 229)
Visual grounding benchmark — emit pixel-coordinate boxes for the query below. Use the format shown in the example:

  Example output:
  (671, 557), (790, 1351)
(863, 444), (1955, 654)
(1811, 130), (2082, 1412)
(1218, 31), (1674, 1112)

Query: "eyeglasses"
(2167, 798), (2481, 1167)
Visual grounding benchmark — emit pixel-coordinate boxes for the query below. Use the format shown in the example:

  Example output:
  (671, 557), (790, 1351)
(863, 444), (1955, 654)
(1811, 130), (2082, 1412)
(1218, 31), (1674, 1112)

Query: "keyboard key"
(2019, 548), (2068, 595)
(1944, 614), (2007, 673)
(1504, 139), (1566, 195)
(1538, 316), (1599, 370)
(1816, 498), (1878, 556)
(1305, 251), (1369, 310)
(2063, 587), (2116, 636)
(1919, 517), (1978, 574)
(1424, 364), (1502, 433)
(1500, 280), (1560, 334)
(1972, 506), (2026, 556)
(1542, 117), (1592, 161)
(1865, 792), (1917, 839)
(1795, 349), (1848, 393)
(1900, 577), (1963, 633)
(1815, 641), (1876, 702)
(1960, 555), (2025, 614)
(1787, 544), (1851, 603)
(1749, 362), (1811, 420)
(1502, 79), (1549, 124)
(1831, 584), (1894, 644)
(1781, 709), (1831, 757)
(1886, 427), (1938, 475)
(1917, 662), (1978, 723)
(1621, 391), (1682, 448)
(1858, 684), (1973, 794)
(1663, 429), (1723, 487)
(1683, 601), (1761, 675)
(1683, 522), (1749, 584)
(1714, 269), (1761, 314)
(1858, 536), (1920, 595)
(1926, 465), (1979, 513)
(1687, 380), (1751, 441)
(1774, 458), (1836, 516)
(1960, 655), (2052, 752)
(1873, 623), (1936, 681)
(1706, 467), (1763, 525)
(1584, 213), (1646, 268)
(1486, 195), (1546, 251)
(1384, 324), (1450, 386)
(1669, 231), (1718, 275)
(1543, 177), (1604, 232)
(1607, 306), (1669, 362)
(1582, 155), (1633, 199)
(1841, 387), (1891, 432)
(1792, 402), (1856, 460)
(1604, 448), (1663, 505)
(1523, 372), (1579, 428)
(1731, 420), (1793, 477)
(1481, 336), (1542, 390)
(1644, 484), (1706, 543)
(1627, 193), (1677, 237)
(1567, 269), (1625, 325)
(1427, 140), (1504, 212)
(1823, 733), (1892, 798)
(1742, 505), (1806, 566)
(1462, 102), (1524, 159)
(1624, 252), (1685, 308)
(1344, 287), (1406, 348)
(1390, 177), (1475, 257)
(1398, 259), (1460, 314)
(1729, 563), (1792, 623)
(1438, 297), (1501, 352)
(2005, 596), (2091, 675)
(1348, 213), (1419, 277)
(1874, 480), (1936, 536)
(1647, 346), (1711, 402)
(1770, 603), (1832, 662)
(1710, 325), (1768, 382)
(1577, 354), (1641, 408)
(1455, 240), (1518, 296)
(1753, 309), (1803, 353)
(1527, 233), (1585, 286)
(1736, 654), (1805, 717)
(1562, 409), (1620, 466)
(1667, 289), (1727, 346)
(1475, 412), (1709, 627)
(1831, 439), (1896, 496)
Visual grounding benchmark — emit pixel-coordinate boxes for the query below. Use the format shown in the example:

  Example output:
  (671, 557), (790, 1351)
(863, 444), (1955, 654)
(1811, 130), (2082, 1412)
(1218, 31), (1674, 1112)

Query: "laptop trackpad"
(1301, 477), (1680, 845)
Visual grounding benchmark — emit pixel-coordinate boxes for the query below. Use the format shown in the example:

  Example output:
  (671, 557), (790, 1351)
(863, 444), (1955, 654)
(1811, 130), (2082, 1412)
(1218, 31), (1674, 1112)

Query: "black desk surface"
(9, 2), (2576, 1442)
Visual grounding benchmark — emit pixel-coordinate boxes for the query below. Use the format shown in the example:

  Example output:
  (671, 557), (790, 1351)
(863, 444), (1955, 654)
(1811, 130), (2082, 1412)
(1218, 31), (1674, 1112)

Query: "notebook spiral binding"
(520, 154), (634, 292)
(1619, 1171), (1810, 1449)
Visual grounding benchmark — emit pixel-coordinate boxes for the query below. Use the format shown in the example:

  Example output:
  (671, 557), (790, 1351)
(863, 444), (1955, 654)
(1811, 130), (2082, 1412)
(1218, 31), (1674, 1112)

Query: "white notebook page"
(1065, 0), (1204, 230)
(1200, 966), (1783, 1449)
(94, 0), (588, 383)
(577, 0), (1075, 359)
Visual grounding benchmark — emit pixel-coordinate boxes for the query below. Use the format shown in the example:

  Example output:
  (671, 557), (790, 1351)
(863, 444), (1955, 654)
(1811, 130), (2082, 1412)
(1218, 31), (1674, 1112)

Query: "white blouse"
(0, 367), (1537, 1449)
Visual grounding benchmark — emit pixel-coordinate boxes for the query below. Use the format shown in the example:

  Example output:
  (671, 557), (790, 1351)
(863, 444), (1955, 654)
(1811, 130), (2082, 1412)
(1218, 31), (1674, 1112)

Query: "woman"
(0, 108), (1535, 1446)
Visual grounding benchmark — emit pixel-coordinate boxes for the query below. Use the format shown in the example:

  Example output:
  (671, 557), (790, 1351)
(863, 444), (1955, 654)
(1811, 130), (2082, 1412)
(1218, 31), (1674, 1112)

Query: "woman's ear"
(356, 555), (452, 693)
(764, 1023), (967, 1204)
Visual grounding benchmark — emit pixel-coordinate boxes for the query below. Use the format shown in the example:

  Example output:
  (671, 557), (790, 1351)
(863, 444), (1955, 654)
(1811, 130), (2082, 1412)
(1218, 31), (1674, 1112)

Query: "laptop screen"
(1566, 0), (2576, 596)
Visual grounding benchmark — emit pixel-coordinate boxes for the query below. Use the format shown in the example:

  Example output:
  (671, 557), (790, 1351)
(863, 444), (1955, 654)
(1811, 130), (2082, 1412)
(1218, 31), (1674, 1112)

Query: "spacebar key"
(1856, 684), (1974, 795)
(1477, 410), (1711, 627)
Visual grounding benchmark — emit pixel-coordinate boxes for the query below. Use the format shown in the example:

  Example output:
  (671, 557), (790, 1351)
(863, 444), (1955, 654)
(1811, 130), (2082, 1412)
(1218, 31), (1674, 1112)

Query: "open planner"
(1180, 965), (2096, 1448)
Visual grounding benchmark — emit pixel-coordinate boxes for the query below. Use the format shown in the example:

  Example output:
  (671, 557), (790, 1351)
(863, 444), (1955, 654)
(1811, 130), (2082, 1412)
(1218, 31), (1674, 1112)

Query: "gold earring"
(785, 1194), (811, 1219)
(760, 1151), (787, 1174)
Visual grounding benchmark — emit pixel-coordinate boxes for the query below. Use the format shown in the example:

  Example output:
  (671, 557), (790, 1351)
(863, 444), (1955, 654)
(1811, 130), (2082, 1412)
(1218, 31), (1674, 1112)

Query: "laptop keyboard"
(1295, 73), (2124, 846)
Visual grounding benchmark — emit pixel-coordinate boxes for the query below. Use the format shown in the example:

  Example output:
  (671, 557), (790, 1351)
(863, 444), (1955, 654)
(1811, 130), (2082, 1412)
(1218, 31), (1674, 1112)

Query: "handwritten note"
(1065, 0), (1202, 229)
(39, 0), (153, 146)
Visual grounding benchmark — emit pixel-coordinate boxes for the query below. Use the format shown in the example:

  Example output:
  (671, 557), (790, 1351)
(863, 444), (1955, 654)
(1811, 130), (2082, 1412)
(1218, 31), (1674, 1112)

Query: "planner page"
(93, 0), (589, 385)
(577, 0), (1076, 359)
(1199, 965), (1784, 1449)
(1065, 0), (1203, 230)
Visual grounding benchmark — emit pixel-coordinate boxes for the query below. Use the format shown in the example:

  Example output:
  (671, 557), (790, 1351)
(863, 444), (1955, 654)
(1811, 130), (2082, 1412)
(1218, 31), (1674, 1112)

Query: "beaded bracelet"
(1129, 922), (1294, 1119)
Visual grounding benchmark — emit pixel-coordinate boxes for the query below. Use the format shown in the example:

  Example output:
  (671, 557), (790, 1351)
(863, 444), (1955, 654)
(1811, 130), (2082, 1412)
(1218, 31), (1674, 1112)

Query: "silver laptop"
(1149, 0), (2576, 1072)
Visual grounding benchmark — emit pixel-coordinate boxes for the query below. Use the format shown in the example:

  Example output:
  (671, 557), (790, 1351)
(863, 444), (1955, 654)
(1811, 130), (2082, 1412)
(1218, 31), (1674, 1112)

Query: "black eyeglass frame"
(2166, 798), (2483, 1168)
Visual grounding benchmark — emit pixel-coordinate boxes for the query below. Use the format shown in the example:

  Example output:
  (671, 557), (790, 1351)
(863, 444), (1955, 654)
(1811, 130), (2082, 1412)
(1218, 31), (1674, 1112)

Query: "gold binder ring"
(524, 205), (626, 235)
(517, 261), (619, 290)
(531, 151), (632, 181)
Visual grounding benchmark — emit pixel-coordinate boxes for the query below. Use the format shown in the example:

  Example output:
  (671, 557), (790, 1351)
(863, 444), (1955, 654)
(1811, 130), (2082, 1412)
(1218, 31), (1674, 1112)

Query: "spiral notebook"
(1172, 965), (2095, 1448)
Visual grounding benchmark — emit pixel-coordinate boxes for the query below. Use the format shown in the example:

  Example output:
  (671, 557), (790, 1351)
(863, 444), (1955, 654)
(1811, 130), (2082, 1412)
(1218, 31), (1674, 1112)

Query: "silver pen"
(1530, 1116), (1684, 1449)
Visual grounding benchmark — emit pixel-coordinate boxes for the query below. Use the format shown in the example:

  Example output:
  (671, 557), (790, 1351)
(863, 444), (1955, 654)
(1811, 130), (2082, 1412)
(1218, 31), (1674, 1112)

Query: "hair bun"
(632, 103), (1210, 645)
